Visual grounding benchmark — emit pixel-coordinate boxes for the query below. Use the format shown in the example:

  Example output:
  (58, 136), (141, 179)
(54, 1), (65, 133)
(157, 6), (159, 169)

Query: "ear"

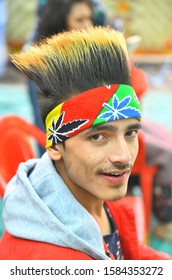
(47, 145), (63, 161)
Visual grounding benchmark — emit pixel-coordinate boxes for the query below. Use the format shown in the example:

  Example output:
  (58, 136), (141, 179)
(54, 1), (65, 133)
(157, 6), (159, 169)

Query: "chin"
(104, 190), (127, 202)
(110, 186), (128, 201)
(111, 194), (126, 201)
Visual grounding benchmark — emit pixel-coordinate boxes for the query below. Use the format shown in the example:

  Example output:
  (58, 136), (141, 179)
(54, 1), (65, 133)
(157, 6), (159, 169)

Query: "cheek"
(63, 148), (91, 170)
(125, 138), (139, 165)
(131, 139), (139, 162)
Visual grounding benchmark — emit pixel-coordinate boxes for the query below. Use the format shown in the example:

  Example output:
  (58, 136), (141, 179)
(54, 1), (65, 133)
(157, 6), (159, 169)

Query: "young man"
(0, 27), (171, 260)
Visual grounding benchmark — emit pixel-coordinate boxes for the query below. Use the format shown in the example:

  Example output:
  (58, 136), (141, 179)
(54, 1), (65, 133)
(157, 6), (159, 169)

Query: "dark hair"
(37, 0), (93, 40)
(11, 27), (131, 124)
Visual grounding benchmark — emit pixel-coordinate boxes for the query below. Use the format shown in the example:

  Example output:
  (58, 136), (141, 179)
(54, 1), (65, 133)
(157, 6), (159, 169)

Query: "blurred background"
(1, 0), (172, 125)
(0, 0), (172, 256)
(5, 0), (172, 54)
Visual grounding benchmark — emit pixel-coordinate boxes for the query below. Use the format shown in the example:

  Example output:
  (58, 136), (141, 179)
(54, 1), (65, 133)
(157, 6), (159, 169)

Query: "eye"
(125, 129), (138, 137)
(90, 133), (104, 141)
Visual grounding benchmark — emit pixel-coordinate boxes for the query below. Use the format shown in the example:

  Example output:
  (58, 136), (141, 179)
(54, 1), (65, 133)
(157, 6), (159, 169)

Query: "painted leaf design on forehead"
(47, 112), (88, 144)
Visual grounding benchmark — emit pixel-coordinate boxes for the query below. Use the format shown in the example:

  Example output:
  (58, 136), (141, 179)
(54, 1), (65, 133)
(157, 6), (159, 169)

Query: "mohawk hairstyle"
(11, 26), (131, 124)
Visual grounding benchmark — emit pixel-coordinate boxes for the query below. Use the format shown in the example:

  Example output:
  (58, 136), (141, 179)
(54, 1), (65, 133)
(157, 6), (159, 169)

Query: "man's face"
(52, 118), (141, 204)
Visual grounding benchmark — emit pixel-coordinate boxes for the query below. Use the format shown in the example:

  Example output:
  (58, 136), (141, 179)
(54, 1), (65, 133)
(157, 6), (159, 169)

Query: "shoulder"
(106, 197), (136, 217)
(106, 198), (172, 260)
(0, 231), (93, 260)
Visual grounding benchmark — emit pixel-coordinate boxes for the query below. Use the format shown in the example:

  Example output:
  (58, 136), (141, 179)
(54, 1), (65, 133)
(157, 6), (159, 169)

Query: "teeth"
(102, 172), (123, 176)
(109, 173), (121, 176)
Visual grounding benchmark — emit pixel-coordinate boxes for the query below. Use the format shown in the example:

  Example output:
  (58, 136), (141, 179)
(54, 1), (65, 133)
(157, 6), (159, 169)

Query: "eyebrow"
(127, 123), (142, 131)
(83, 122), (142, 135)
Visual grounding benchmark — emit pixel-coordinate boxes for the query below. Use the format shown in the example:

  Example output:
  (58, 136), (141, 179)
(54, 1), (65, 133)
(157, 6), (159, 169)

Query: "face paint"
(45, 84), (142, 148)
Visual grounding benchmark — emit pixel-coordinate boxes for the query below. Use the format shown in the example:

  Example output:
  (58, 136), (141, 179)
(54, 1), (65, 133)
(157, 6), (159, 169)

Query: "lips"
(101, 169), (131, 176)
(100, 170), (130, 185)
(102, 172), (124, 177)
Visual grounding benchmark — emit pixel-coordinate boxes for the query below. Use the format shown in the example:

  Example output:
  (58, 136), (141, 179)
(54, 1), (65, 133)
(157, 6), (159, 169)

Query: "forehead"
(69, 3), (92, 17)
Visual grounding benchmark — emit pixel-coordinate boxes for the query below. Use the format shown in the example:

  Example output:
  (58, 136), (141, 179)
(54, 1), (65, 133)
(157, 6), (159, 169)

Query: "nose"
(109, 137), (132, 166)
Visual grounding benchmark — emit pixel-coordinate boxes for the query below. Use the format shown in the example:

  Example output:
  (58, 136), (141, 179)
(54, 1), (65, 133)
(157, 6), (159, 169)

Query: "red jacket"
(0, 198), (171, 260)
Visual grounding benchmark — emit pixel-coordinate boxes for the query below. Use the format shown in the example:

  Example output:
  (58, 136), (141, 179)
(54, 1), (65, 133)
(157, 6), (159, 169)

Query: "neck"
(75, 192), (112, 236)
(55, 160), (112, 235)
(92, 204), (112, 236)
(68, 182), (112, 235)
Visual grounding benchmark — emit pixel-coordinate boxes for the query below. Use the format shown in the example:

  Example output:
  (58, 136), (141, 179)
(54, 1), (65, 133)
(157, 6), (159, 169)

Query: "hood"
(3, 152), (109, 260)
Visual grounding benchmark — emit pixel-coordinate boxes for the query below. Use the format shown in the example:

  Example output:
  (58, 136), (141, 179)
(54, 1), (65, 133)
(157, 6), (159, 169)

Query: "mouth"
(101, 172), (125, 177)
(101, 169), (130, 176)
(99, 170), (131, 185)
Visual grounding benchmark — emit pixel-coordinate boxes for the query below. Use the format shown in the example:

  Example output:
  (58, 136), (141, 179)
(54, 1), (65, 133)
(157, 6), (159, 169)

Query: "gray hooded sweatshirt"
(2, 152), (110, 260)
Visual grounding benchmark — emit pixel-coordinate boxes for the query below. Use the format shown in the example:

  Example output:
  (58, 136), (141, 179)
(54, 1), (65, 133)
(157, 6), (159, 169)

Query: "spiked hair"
(11, 26), (131, 124)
